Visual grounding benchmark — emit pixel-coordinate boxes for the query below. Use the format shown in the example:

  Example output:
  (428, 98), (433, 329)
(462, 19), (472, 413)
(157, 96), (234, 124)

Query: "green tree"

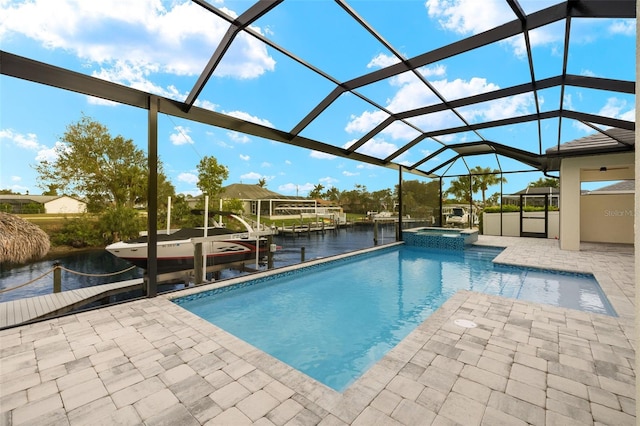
(222, 198), (244, 214)
(470, 166), (506, 206)
(51, 215), (103, 247)
(396, 180), (440, 218)
(528, 177), (559, 188)
(308, 184), (325, 199)
(371, 189), (393, 212)
(34, 115), (172, 211)
(99, 206), (143, 243)
(196, 155), (229, 202)
(168, 194), (194, 228)
(486, 192), (500, 206)
(323, 186), (340, 202)
(42, 184), (60, 196)
(257, 177), (267, 187)
(445, 175), (472, 203)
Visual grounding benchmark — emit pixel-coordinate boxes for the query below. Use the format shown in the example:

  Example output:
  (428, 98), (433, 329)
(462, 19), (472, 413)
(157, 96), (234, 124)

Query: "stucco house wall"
(580, 193), (634, 244)
(44, 196), (87, 214)
(559, 152), (634, 250)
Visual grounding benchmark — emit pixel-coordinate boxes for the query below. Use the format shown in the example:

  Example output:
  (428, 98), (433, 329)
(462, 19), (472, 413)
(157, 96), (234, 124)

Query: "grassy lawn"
(18, 214), (93, 234)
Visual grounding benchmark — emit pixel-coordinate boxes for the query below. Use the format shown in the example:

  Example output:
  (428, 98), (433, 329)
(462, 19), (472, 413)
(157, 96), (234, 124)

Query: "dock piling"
(53, 262), (61, 293)
(194, 243), (203, 284)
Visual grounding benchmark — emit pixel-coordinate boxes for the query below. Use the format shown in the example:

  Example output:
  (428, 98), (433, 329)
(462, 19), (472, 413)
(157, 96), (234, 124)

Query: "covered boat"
(106, 212), (269, 274)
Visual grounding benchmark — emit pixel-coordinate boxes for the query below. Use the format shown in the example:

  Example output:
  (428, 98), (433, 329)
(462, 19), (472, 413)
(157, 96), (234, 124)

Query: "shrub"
(99, 206), (143, 243)
(50, 215), (102, 247)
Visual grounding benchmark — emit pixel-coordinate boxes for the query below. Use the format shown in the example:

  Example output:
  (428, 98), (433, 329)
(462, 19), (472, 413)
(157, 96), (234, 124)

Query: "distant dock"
(277, 222), (337, 236)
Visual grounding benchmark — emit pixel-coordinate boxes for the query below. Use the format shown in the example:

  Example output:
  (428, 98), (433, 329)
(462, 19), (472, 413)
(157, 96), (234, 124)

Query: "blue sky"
(0, 0), (635, 198)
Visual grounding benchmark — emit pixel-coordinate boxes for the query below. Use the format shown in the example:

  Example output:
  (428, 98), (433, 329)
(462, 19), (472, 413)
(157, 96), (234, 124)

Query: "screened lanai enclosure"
(0, 0), (635, 293)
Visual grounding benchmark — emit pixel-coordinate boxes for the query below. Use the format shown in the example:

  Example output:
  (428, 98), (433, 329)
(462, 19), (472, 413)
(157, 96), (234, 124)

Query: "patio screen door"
(520, 194), (548, 238)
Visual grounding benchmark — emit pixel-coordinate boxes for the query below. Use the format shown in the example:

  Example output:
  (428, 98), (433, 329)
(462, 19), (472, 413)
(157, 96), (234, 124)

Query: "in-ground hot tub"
(402, 227), (479, 250)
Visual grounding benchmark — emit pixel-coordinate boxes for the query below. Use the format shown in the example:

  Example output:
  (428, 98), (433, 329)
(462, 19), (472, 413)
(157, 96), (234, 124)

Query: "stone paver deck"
(0, 236), (635, 425)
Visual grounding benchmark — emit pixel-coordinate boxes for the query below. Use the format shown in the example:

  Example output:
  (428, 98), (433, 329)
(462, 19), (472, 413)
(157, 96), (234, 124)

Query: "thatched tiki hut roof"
(0, 213), (50, 265)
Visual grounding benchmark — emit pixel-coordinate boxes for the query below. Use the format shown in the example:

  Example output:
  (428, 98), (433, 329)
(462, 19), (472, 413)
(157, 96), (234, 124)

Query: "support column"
(559, 158), (581, 250)
(146, 95), (159, 297)
(633, 8), (639, 422)
(397, 166), (403, 241)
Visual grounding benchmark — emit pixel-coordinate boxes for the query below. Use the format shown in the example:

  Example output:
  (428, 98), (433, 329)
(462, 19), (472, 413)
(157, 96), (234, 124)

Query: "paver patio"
(0, 236), (635, 425)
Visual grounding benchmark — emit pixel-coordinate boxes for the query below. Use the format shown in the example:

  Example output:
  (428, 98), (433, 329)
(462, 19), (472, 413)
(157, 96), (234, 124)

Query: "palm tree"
(309, 183), (325, 199)
(445, 175), (472, 203)
(470, 166), (506, 206)
(323, 186), (340, 202)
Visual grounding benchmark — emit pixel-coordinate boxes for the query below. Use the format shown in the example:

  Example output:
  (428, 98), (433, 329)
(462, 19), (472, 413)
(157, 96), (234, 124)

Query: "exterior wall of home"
(580, 193), (634, 244)
(44, 197), (86, 214)
(559, 152), (634, 250)
(482, 211), (559, 238)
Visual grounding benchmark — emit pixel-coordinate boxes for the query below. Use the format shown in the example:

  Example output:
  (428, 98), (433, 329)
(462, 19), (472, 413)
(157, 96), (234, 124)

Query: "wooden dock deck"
(277, 224), (337, 236)
(0, 278), (143, 329)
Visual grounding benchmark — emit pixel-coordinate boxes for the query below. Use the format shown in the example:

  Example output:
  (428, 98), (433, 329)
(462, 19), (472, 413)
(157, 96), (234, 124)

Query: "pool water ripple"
(174, 245), (614, 391)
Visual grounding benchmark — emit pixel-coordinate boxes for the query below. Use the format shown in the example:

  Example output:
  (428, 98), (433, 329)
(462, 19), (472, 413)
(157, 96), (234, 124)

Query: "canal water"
(0, 223), (405, 303)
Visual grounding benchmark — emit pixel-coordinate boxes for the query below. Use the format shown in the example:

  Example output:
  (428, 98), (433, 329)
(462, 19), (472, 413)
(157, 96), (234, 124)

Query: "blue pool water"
(174, 245), (615, 391)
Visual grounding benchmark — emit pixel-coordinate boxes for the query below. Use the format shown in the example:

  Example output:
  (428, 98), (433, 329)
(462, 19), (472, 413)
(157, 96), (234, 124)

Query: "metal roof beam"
(569, 0), (636, 18)
(341, 2), (569, 91)
(562, 110), (635, 131)
(184, 0), (283, 110)
(0, 50), (149, 108)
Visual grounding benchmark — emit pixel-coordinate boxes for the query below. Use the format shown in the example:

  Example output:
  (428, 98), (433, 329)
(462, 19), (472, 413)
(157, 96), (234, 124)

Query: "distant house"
(588, 180), (634, 194)
(0, 195), (87, 214)
(219, 183), (343, 221)
(503, 186), (559, 208)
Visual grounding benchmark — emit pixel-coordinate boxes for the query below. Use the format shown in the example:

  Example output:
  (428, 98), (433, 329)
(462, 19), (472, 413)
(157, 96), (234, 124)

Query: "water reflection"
(0, 224), (405, 303)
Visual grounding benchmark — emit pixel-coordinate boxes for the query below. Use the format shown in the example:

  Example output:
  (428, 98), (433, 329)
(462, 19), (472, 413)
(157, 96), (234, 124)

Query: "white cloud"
(0, 1), (275, 78)
(580, 69), (597, 77)
(425, 0), (563, 57)
(367, 53), (401, 69)
(284, 160), (292, 165)
(609, 20), (635, 36)
(342, 171), (359, 177)
(349, 138), (399, 158)
(346, 68), (516, 141)
(598, 97), (633, 120)
(177, 172), (198, 185)
(35, 145), (59, 162)
(239, 154), (250, 161)
(278, 182), (314, 195)
(11, 175), (21, 182)
(619, 108), (635, 122)
(572, 97), (634, 133)
(426, 0), (513, 35)
(0, 0), (276, 114)
(319, 176), (338, 185)
(310, 151), (336, 160)
(0, 129), (43, 150)
(225, 111), (273, 127)
(169, 125), (194, 145)
(240, 171), (262, 180)
(261, 162), (272, 167)
(227, 131), (251, 144)
(459, 93), (534, 123)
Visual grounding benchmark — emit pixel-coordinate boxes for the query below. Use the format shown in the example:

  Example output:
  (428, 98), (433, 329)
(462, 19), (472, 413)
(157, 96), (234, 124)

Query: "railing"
(0, 263), (137, 295)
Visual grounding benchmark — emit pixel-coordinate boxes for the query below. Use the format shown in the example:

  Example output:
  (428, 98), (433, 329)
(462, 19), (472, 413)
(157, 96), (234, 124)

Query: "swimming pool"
(173, 245), (615, 391)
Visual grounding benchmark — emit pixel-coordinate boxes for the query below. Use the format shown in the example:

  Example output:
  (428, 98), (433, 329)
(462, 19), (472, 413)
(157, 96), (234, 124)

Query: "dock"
(0, 278), (143, 328)
(277, 222), (337, 236)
